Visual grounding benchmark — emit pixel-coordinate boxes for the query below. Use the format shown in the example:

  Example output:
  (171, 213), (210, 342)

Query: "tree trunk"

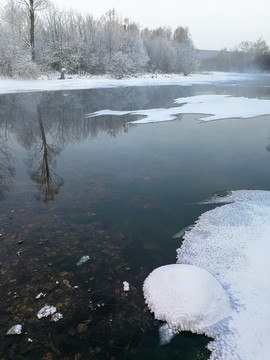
(29, 0), (35, 61)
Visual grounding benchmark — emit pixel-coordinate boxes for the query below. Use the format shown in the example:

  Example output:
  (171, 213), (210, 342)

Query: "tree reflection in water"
(0, 129), (15, 200)
(25, 107), (64, 203)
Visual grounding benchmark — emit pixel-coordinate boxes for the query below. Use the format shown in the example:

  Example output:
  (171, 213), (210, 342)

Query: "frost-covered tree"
(99, 9), (148, 77)
(0, 0), (39, 77)
(171, 27), (199, 75)
(142, 26), (199, 74)
(142, 27), (174, 73)
(201, 38), (270, 72)
(0, 1), (199, 77)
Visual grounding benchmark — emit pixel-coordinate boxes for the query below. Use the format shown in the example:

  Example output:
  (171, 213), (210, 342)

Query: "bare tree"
(16, 0), (48, 61)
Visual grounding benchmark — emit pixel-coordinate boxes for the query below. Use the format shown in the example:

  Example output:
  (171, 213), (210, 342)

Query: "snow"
(86, 94), (270, 123)
(0, 72), (257, 94)
(143, 264), (231, 333)
(37, 304), (57, 319)
(6, 324), (22, 335)
(76, 255), (90, 266)
(123, 281), (130, 292)
(2, 72), (269, 122)
(144, 190), (270, 360)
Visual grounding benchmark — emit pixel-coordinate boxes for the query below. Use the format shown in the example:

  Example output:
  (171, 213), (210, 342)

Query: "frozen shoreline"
(0, 72), (259, 95)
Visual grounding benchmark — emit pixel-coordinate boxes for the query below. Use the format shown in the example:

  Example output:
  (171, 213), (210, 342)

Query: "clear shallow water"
(0, 76), (270, 359)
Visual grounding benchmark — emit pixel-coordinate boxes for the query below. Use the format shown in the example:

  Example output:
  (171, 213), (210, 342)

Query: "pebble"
(77, 322), (88, 334)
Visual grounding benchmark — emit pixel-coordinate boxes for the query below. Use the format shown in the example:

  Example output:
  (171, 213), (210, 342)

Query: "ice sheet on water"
(175, 190), (270, 360)
(85, 95), (270, 124)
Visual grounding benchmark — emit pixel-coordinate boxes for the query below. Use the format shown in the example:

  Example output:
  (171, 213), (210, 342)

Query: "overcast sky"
(53, 0), (269, 50)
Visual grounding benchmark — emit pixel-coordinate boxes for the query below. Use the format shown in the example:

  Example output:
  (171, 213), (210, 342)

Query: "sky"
(52, 0), (270, 50)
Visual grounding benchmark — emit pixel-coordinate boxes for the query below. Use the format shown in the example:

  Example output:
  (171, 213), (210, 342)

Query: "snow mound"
(143, 264), (231, 333)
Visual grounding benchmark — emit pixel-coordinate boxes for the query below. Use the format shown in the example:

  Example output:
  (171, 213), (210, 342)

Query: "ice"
(76, 255), (90, 266)
(37, 305), (57, 319)
(144, 189), (270, 360)
(174, 95), (270, 121)
(35, 292), (46, 299)
(159, 323), (178, 345)
(50, 312), (63, 322)
(143, 264), (231, 334)
(123, 281), (130, 291)
(6, 324), (22, 335)
(86, 94), (270, 124)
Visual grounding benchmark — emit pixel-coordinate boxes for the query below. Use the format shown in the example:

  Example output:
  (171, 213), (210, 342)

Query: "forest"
(0, 0), (269, 79)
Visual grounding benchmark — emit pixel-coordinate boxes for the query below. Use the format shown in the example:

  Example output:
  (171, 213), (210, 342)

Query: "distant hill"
(198, 50), (219, 60)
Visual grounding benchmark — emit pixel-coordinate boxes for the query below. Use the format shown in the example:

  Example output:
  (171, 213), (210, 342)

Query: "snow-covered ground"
(0, 72), (259, 94)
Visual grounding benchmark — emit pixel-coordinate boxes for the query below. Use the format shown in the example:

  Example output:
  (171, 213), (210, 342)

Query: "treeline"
(201, 38), (270, 72)
(0, 0), (199, 78)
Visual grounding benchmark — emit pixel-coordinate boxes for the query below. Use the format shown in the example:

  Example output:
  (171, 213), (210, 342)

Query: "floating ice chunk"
(143, 264), (231, 333)
(123, 281), (130, 292)
(6, 324), (22, 335)
(35, 292), (46, 299)
(159, 323), (178, 345)
(50, 312), (63, 322)
(37, 305), (56, 319)
(76, 255), (90, 266)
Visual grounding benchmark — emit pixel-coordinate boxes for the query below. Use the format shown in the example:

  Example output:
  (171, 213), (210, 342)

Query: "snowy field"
(0, 72), (259, 94)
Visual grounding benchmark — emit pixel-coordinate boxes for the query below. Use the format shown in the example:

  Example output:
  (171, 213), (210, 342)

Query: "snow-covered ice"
(144, 190), (270, 360)
(86, 94), (270, 123)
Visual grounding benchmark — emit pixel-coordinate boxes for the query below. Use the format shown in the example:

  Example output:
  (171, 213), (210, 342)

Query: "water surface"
(0, 77), (270, 359)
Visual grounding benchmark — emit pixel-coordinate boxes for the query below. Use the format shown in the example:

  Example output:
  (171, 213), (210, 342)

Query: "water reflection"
(0, 86), (193, 202)
(24, 107), (64, 203)
(0, 128), (15, 200)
